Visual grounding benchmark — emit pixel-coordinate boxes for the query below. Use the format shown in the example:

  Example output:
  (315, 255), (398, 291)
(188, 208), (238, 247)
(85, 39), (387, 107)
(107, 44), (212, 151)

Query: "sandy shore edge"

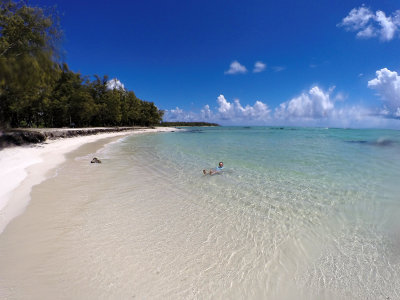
(0, 127), (178, 234)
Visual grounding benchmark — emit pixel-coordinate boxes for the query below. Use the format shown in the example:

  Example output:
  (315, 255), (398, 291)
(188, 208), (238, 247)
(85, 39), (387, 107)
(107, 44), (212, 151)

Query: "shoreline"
(0, 126), (160, 149)
(0, 127), (178, 234)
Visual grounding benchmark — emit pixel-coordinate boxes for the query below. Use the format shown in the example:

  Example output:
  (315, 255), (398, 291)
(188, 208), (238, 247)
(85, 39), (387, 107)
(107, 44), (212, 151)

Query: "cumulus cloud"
(163, 107), (199, 122)
(224, 61), (247, 74)
(339, 6), (400, 41)
(106, 78), (125, 90)
(216, 95), (271, 122)
(164, 89), (345, 125)
(253, 61), (266, 73)
(368, 67), (400, 117)
(200, 104), (213, 120)
(216, 95), (232, 117)
(163, 107), (184, 121)
(357, 25), (376, 38)
(340, 6), (375, 31)
(274, 86), (334, 120)
(163, 87), (400, 128)
(164, 95), (271, 124)
(375, 11), (398, 40)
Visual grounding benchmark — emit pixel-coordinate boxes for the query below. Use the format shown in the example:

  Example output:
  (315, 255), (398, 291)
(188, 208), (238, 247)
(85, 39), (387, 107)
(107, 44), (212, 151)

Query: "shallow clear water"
(1, 127), (400, 299)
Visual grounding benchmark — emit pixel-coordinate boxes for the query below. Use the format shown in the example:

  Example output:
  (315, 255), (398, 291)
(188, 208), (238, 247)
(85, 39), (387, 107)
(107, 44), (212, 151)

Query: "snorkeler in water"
(203, 162), (224, 175)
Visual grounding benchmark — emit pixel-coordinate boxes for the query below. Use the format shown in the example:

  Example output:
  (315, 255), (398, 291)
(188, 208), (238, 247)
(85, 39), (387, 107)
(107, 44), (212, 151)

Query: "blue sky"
(31, 0), (400, 128)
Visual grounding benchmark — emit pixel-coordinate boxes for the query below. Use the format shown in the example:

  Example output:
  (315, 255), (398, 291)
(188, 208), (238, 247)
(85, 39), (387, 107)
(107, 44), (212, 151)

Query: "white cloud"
(339, 6), (400, 41)
(356, 25), (377, 38)
(224, 61), (247, 75)
(274, 86), (334, 120)
(368, 67), (400, 117)
(164, 95), (271, 124)
(326, 105), (392, 128)
(340, 6), (374, 31)
(165, 89), (339, 125)
(106, 78), (125, 90)
(163, 107), (184, 121)
(163, 86), (400, 128)
(216, 94), (271, 122)
(233, 99), (271, 120)
(200, 104), (213, 120)
(253, 61), (266, 73)
(375, 11), (397, 41)
(163, 107), (199, 122)
(394, 10), (400, 26)
(217, 95), (232, 117)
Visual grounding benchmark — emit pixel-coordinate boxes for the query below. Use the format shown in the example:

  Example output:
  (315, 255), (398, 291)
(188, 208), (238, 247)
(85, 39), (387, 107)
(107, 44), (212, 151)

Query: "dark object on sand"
(91, 157), (102, 163)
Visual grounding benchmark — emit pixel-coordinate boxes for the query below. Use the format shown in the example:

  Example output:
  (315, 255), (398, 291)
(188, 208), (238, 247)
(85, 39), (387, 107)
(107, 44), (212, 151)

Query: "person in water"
(203, 162), (224, 175)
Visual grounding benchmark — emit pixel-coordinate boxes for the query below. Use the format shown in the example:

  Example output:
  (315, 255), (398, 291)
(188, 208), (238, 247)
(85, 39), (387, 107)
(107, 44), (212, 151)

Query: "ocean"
(1, 126), (400, 299)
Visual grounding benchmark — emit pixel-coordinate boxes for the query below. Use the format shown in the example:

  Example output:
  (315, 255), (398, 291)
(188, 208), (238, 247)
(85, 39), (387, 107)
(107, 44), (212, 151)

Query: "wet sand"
(0, 127), (177, 234)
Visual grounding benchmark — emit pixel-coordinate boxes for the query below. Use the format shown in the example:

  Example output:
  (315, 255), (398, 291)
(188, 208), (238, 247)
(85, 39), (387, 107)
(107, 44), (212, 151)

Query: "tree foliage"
(0, 0), (163, 128)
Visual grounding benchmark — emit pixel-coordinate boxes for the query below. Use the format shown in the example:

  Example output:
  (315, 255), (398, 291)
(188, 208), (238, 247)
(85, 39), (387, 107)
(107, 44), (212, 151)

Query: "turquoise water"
(98, 126), (400, 299)
(1, 126), (400, 299)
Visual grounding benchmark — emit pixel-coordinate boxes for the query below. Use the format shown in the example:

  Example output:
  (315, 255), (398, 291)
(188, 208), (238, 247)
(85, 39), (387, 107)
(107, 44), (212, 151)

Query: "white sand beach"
(0, 127), (399, 299)
(0, 127), (177, 234)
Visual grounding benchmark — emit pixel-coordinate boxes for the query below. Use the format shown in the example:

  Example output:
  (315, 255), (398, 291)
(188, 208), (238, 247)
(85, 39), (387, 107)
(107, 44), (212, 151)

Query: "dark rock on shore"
(0, 130), (46, 148)
(0, 127), (139, 150)
(91, 157), (102, 163)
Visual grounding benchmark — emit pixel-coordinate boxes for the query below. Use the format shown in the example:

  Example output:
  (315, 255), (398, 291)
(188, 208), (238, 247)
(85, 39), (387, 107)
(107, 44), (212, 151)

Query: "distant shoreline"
(0, 124), (217, 149)
(0, 127), (156, 149)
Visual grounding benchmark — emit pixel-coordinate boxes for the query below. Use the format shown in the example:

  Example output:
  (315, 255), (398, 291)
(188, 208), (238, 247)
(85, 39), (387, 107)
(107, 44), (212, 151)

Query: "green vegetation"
(160, 122), (219, 127)
(0, 0), (163, 128)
